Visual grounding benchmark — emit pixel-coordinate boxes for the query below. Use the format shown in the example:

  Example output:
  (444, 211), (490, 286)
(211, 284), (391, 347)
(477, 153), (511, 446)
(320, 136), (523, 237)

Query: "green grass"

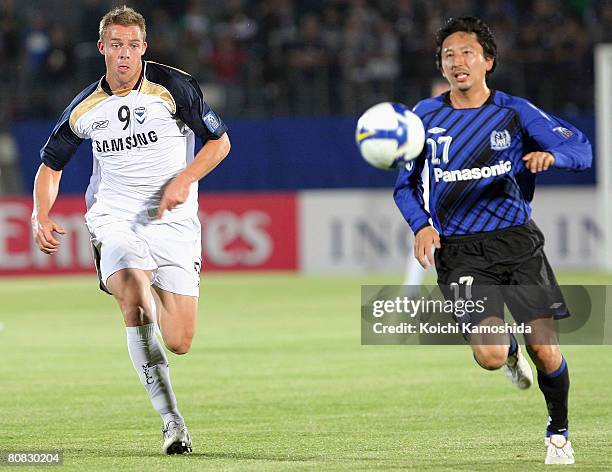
(0, 273), (611, 471)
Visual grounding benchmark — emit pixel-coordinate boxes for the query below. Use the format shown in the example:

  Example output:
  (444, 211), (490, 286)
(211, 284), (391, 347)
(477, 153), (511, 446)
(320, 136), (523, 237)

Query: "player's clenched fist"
(32, 216), (66, 254)
(157, 173), (196, 218)
(414, 225), (441, 269)
(522, 152), (555, 173)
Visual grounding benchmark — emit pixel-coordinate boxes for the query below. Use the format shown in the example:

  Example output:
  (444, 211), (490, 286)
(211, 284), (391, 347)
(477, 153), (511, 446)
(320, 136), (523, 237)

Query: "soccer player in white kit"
(31, 6), (230, 454)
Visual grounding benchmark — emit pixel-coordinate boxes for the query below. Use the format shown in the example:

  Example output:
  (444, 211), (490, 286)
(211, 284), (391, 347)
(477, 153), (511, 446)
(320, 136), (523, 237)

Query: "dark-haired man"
(394, 16), (592, 465)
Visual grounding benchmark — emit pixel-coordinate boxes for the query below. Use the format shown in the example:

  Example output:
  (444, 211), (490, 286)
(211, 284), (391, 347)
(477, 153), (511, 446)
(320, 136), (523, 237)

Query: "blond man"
(32, 6), (231, 454)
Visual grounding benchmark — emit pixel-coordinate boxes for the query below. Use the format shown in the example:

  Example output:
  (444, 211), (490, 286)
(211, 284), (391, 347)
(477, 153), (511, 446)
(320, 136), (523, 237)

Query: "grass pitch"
(1, 273), (611, 471)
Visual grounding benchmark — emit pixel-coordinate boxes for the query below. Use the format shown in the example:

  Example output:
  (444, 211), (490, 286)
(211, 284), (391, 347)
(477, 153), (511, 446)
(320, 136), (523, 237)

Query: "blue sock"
(507, 333), (518, 357)
(538, 357), (569, 437)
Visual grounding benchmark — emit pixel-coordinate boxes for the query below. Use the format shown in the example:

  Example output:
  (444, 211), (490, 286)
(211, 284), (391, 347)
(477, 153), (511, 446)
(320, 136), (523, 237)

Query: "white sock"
(149, 294), (163, 338)
(404, 254), (427, 286)
(126, 323), (184, 426)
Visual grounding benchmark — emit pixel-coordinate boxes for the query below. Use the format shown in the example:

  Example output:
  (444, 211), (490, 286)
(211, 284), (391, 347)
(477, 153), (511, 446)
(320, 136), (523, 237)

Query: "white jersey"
(41, 61), (227, 224)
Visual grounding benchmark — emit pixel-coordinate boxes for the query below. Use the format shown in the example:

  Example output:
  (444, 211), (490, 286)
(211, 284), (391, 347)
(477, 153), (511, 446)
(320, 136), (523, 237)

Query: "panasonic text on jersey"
(433, 160), (512, 183)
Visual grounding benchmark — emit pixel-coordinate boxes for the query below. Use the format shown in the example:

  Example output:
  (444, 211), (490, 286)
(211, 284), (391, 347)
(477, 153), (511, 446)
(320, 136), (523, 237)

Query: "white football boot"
(545, 434), (575, 465)
(502, 346), (533, 389)
(162, 420), (192, 455)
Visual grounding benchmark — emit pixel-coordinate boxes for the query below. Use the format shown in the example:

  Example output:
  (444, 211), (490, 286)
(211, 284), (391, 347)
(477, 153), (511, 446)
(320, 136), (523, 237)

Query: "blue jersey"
(394, 90), (592, 237)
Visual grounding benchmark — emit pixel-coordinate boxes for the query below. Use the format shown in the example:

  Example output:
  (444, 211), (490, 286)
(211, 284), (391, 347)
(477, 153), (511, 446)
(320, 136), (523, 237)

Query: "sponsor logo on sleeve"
(92, 120), (109, 130)
(203, 111), (220, 133)
(552, 126), (574, 139)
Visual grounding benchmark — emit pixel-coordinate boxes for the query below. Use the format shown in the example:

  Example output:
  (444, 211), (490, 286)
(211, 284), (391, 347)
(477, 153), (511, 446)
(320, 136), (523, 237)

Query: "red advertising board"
(0, 194), (297, 276)
(200, 193), (297, 271)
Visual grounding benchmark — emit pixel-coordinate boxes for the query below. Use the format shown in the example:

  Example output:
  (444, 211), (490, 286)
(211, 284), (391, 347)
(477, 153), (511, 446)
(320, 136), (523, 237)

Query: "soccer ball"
(355, 102), (425, 169)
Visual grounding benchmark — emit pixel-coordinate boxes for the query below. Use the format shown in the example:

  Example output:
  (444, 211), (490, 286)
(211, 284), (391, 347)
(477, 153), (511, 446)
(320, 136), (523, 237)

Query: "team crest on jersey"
(134, 107), (147, 124)
(490, 130), (511, 151)
(203, 111), (220, 132)
(553, 126), (573, 139)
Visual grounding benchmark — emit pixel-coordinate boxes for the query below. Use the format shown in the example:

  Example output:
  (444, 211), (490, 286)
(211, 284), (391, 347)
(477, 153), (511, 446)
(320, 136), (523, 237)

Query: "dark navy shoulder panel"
(492, 90), (545, 123)
(492, 89), (592, 171)
(40, 80), (99, 170)
(411, 96), (445, 119)
(144, 61), (227, 142)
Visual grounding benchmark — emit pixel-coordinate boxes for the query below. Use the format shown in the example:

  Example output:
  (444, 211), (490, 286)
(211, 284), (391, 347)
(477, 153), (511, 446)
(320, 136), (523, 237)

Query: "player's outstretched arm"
(414, 225), (441, 269)
(158, 132), (231, 218)
(31, 163), (66, 254)
(516, 98), (592, 172)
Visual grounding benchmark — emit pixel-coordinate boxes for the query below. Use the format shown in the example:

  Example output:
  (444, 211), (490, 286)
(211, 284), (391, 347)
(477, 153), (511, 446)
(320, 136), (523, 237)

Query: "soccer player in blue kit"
(394, 17), (592, 465)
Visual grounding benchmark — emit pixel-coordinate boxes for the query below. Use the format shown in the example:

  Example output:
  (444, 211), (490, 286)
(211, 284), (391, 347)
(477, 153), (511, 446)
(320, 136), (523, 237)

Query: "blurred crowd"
(1, 0), (611, 124)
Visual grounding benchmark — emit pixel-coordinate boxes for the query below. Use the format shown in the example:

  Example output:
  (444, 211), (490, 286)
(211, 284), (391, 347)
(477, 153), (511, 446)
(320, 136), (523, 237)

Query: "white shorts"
(88, 217), (202, 297)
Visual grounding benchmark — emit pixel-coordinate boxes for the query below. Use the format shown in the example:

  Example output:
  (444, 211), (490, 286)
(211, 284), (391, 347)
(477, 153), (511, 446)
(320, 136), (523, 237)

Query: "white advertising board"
(300, 187), (599, 274)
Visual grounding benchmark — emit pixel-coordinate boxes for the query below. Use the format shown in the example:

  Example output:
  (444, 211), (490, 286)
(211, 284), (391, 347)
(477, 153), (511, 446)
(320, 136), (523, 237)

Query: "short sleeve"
(40, 101), (85, 171)
(174, 76), (228, 143)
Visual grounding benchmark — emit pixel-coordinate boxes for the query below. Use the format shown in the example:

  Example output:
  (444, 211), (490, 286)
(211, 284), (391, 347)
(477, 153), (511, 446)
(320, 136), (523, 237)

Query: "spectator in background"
(209, 33), (247, 114)
(366, 19), (400, 105)
(147, 8), (179, 65)
(221, 0), (258, 43)
(0, 2), (21, 195)
(215, 0), (256, 114)
(0, 0), (22, 120)
(3, 0), (608, 119)
(0, 0), (21, 70)
(255, 0), (297, 114)
(45, 24), (75, 114)
(395, 0), (430, 104)
(590, 0), (612, 43)
(46, 25), (74, 82)
(79, 0), (107, 42)
(287, 13), (329, 114)
(551, 16), (591, 111)
(24, 10), (51, 115)
(177, 0), (212, 80)
(320, 3), (343, 112)
(24, 10), (50, 77)
(519, 0), (566, 109)
(340, 9), (376, 114)
(0, 126), (20, 195)
(483, 1), (520, 93)
(253, 0), (282, 112)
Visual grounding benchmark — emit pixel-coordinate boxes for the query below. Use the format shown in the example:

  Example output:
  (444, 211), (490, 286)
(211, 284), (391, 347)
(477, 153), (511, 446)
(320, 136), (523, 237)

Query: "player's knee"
(165, 337), (192, 355)
(528, 344), (561, 371)
(474, 346), (507, 370)
(115, 293), (152, 325)
(108, 271), (152, 312)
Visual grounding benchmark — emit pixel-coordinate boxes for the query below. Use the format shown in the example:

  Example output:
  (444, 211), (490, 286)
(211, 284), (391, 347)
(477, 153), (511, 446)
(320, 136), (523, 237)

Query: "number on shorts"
(450, 275), (474, 300)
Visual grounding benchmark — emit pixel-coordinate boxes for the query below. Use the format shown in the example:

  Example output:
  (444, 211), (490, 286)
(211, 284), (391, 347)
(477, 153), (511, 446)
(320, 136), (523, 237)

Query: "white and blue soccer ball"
(355, 102), (425, 170)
